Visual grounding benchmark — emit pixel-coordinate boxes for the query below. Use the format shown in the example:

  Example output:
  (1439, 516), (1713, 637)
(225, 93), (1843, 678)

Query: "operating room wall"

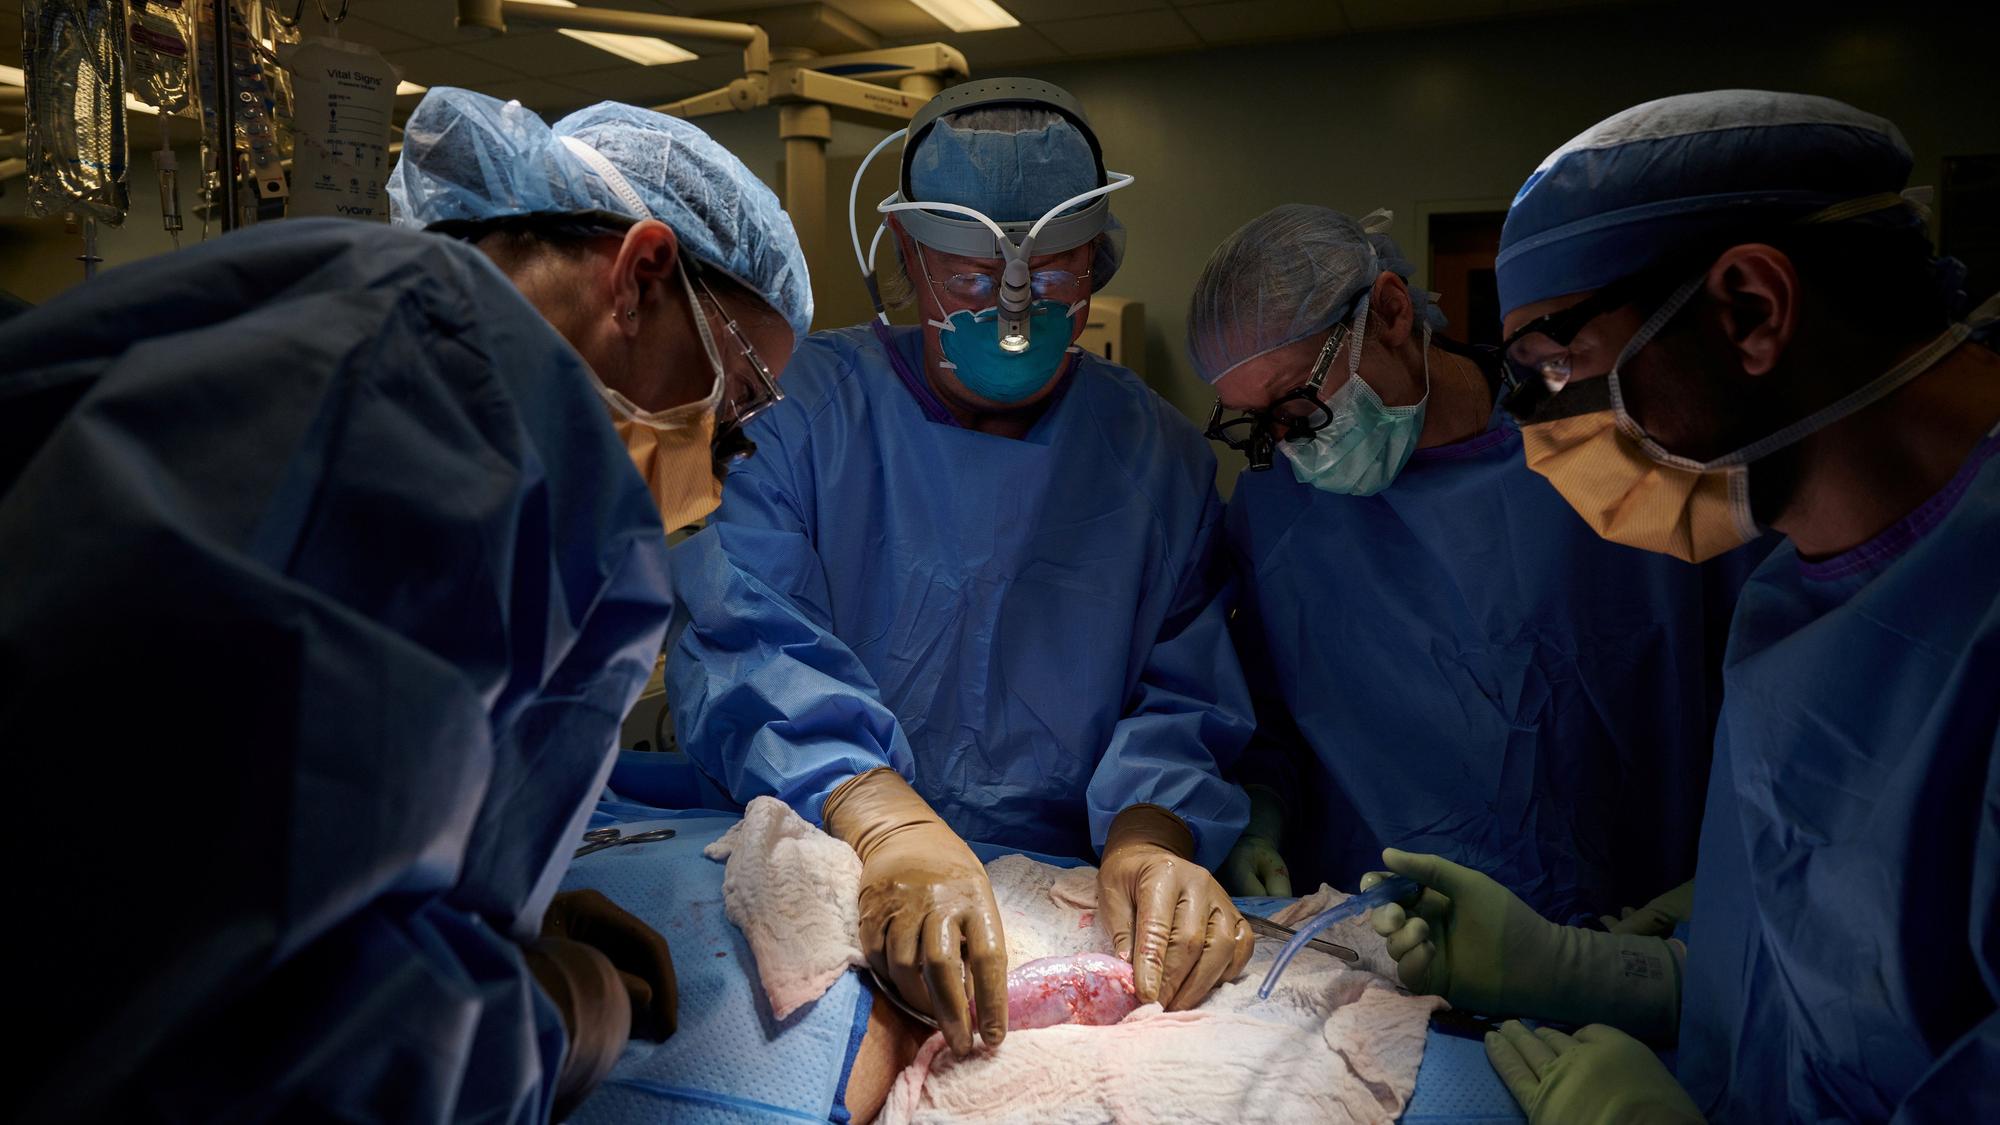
(693, 5), (2000, 495)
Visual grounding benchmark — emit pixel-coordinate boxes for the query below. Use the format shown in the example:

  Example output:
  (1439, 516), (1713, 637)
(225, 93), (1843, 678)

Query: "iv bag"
(24, 0), (130, 224)
(127, 0), (196, 116)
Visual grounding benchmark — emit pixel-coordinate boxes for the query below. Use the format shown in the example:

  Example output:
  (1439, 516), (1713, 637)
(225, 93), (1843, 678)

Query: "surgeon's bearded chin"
(1622, 317), (1815, 530)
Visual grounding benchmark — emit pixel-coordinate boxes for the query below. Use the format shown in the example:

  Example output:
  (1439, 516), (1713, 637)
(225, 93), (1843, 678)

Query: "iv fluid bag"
(25, 0), (131, 224)
(128, 0), (196, 117)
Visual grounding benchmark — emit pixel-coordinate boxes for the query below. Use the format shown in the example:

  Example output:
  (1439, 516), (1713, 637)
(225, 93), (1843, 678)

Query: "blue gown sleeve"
(665, 410), (918, 826)
(1086, 482), (1255, 870)
(2, 222), (670, 1124)
(1890, 725), (2000, 1123)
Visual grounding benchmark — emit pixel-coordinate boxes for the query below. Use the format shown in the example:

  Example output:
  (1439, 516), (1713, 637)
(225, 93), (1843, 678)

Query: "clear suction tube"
(1257, 874), (1417, 999)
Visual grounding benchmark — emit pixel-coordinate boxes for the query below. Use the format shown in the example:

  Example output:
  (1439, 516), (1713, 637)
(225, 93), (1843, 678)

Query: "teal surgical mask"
(933, 299), (1082, 404)
(1281, 299), (1430, 496)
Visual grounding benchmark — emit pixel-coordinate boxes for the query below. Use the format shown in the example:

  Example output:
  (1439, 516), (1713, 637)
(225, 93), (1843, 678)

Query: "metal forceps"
(574, 826), (677, 858)
(1244, 913), (1359, 964)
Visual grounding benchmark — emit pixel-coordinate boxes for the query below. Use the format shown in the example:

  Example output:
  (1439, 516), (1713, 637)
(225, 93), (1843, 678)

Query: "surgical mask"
(1522, 280), (1998, 562)
(1281, 298), (1430, 496)
(934, 300), (1083, 403)
(595, 257), (729, 533)
(916, 248), (1081, 403)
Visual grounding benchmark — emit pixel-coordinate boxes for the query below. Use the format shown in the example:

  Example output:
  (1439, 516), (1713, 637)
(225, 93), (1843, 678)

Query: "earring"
(621, 308), (636, 320)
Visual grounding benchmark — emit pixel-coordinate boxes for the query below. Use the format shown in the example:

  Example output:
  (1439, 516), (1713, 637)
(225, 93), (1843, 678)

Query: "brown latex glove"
(543, 888), (678, 1042)
(1098, 804), (1254, 1011)
(824, 767), (1008, 1057)
(524, 935), (629, 1120)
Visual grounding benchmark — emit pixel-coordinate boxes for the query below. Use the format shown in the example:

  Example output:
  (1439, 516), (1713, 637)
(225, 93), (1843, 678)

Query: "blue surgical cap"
(902, 105), (1125, 286)
(908, 108), (1099, 223)
(1497, 89), (1915, 316)
(388, 87), (813, 341)
(1187, 204), (1446, 385)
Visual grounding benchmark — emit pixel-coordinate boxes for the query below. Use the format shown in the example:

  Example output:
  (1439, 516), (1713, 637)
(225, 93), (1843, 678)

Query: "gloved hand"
(527, 889), (680, 1118)
(1485, 1020), (1703, 1124)
(1599, 880), (1695, 938)
(823, 767), (1008, 1056)
(543, 888), (678, 1041)
(524, 934), (630, 1120)
(1221, 783), (1293, 897)
(1098, 803), (1254, 1011)
(1362, 849), (1683, 1042)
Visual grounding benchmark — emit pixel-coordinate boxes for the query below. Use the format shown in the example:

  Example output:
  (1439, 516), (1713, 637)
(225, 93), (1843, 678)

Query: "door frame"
(1406, 196), (1516, 295)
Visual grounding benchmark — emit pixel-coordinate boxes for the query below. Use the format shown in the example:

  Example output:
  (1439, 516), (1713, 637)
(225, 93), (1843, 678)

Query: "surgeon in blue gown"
(1362, 91), (2000, 1123)
(0, 89), (808, 1122)
(1191, 205), (1766, 924)
(668, 79), (1256, 1057)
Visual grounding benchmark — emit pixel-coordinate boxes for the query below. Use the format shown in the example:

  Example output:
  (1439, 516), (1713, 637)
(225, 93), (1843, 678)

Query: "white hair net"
(1187, 204), (1445, 384)
(387, 87), (812, 341)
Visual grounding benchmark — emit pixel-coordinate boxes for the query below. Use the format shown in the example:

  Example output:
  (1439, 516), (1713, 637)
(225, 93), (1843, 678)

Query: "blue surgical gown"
(1227, 389), (1768, 920)
(0, 220), (674, 1122)
(1679, 426), (2000, 1122)
(666, 325), (1253, 867)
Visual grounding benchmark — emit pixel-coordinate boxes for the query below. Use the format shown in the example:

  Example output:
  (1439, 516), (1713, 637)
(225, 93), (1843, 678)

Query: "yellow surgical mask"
(1521, 399), (1755, 563)
(1520, 281), (1994, 563)
(610, 406), (722, 533)
(593, 258), (729, 533)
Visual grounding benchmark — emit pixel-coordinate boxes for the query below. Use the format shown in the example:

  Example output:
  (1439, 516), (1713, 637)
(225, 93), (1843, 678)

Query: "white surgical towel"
(706, 802), (1444, 1123)
(880, 860), (1445, 1124)
(701, 796), (865, 1019)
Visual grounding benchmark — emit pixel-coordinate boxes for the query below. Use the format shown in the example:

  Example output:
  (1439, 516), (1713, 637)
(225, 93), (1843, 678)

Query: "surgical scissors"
(573, 826), (677, 858)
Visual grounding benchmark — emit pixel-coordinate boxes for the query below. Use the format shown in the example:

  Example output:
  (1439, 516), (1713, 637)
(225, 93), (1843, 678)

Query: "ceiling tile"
(561, 65), (710, 107)
(1179, 0), (1348, 42)
(343, 0), (462, 43)
(945, 26), (1068, 68)
(825, 0), (953, 38)
(456, 29), (637, 76)
(339, 17), (433, 53)
(999, 0), (1167, 19)
(1036, 9), (1199, 57)
(665, 0), (798, 14)
(383, 45), (522, 87)
(1341, 0), (1505, 31)
(1505, 0), (1632, 11)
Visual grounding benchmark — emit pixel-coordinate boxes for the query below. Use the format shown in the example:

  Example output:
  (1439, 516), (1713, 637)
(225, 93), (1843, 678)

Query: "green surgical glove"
(1362, 849), (1683, 1042)
(1600, 880), (1695, 938)
(1485, 1020), (1703, 1124)
(1221, 784), (1292, 897)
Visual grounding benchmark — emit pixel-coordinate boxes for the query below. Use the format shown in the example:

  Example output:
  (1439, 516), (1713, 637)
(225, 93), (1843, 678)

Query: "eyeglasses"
(930, 268), (1094, 307)
(1204, 325), (1350, 471)
(1497, 261), (1690, 420)
(694, 273), (784, 426)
